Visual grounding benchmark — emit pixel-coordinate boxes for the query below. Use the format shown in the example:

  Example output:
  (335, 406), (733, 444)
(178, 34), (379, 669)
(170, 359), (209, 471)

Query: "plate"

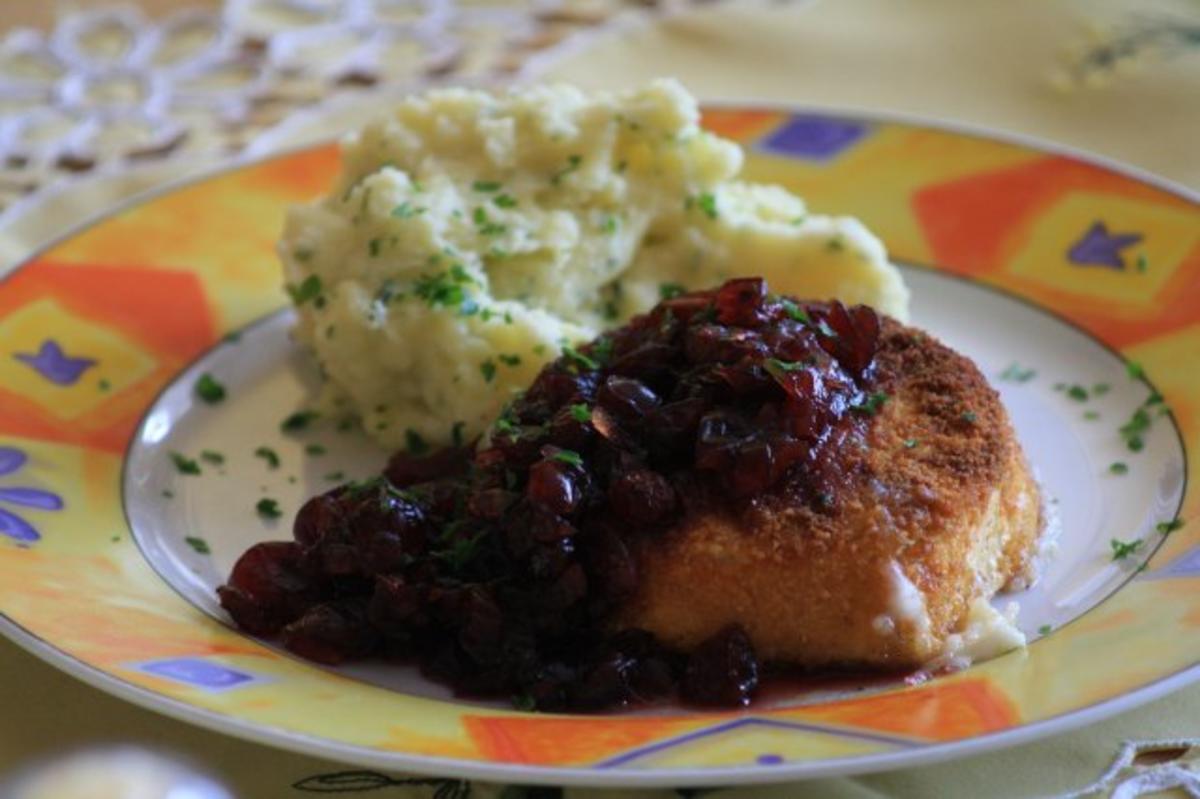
(1, 105), (1197, 788)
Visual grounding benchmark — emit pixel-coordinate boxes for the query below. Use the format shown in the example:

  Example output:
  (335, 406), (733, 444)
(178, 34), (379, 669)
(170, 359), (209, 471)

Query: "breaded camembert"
(620, 313), (1041, 669)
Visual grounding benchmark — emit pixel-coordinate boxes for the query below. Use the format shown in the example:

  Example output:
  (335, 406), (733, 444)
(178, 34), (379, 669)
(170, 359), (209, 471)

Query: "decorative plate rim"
(1, 103), (1197, 787)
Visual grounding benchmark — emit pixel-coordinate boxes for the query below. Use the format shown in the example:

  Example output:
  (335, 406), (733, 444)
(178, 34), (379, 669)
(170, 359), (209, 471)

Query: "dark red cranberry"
(218, 541), (319, 635)
(582, 524), (637, 603)
(342, 483), (428, 573)
(679, 624), (759, 707)
(684, 324), (767, 365)
(456, 587), (505, 662)
(367, 574), (426, 636)
(526, 365), (598, 406)
(645, 397), (706, 453)
(280, 601), (378, 665)
(526, 457), (585, 516)
(729, 438), (777, 497)
(812, 301), (880, 378)
(468, 487), (516, 520)
(293, 491), (347, 550)
(546, 562), (588, 610)
(608, 342), (676, 381)
(607, 469), (677, 526)
(546, 405), (593, 451)
(528, 536), (577, 579)
(597, 375), (660, 421)
(658, 291), (717, 323)
(715, 277), (768, 327)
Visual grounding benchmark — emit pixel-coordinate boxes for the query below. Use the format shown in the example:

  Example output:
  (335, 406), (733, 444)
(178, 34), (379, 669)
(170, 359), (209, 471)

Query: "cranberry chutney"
(219, 277), (899, 710)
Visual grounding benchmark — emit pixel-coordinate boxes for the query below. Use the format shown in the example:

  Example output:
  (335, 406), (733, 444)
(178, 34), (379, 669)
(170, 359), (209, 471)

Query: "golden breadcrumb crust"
(618, 318), (1042, 668)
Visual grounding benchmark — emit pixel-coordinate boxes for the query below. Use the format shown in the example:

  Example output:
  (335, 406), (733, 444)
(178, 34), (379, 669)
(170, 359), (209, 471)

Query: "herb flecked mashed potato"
(281, 80), (909, 449)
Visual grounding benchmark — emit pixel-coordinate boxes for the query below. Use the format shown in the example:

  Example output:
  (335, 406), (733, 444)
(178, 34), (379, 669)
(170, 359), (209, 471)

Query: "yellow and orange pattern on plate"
(1, 108), (1198, 778)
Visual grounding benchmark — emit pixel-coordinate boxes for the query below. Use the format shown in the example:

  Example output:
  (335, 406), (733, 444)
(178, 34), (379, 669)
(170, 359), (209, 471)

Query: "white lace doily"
(0, 0), (777, 228)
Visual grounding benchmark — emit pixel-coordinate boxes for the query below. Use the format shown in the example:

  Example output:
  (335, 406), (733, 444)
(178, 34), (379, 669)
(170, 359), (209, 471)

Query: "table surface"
(2, 1), (1198, 796)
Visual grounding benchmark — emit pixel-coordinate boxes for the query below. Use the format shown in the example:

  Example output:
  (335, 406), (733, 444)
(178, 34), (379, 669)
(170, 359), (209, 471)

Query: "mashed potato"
(281, 79), (909, 449)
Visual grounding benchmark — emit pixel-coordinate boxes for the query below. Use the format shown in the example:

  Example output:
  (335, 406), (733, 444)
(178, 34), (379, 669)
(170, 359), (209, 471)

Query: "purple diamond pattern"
(758, 114), (870, 161)
(135, 657), (262, 691)
(13, 339), (97, 385)
(1067, 221), (1143, 270)
(595, 717), (913, 768)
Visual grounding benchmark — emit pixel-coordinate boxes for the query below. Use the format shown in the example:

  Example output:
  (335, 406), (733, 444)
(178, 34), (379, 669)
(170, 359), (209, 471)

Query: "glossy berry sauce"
(218, 277), (885, 711)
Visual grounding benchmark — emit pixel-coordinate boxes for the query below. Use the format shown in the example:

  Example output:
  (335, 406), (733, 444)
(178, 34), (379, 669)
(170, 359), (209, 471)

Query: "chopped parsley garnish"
(562, 344), (599, 371)
(254, 446), (280, 469)
(472, 180), (502, 192)
(391, 202), (424, 219)
(692, 192), (718, 220)
(1110, 538), (1143, 561)
(437, 529), (485, 571)
(780, 299), (810, 323)
(601, 216), (618, 234)
(851, 391), (889, 416)
(1126, 361), (1145, 380)
(1109, 461), (1129, 474)
(281, 410), (320, 433)
(903, 438), (919, 449)
(764, 357), (807, 376)
(826, 236), (845, 252)
(480, 360), (497, 382)
(98, 378), (111, 391)
(304, 443), (326, 456)
(256, 498), (282, 520)
(405, 429), (429, 455)
(569, 403), (591, 423)
(195, 373), (226, 404)
(1119, 407), (1152, 452)
(658, 282), (686, 300)
(414, 269), (474, 310)
(200, 450), (225, 465)
(368, 238), (382, 257)
(493, 194), (518, 209)
(1037, 624), (1052, 636)
(184, 536), (210, 555)
(551, 154), (582, 185)
(324, 471), (345, 482)
(961, 410), (978, 423)
(591, 337), (614, 365)
(1136, 253), (1148, 273)
(498, 354), (522, 367)
(170, 452), (200, 475)
(472, 207), (506, 236)
(790, 215), (806, 226)
(493, 418), (519, 437)
(1156, 518), (1185, 535)
(550, 449), (584, 467)
(998, 363), (1036, 383)
(451, 421), (466, 447)
(286, 275), (323, 306)
(1066, 384), (1089, 402)
(1083, 410), (1100, 420)
(292, 248), (313, 263)
(1092, 382), (1111, 396)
